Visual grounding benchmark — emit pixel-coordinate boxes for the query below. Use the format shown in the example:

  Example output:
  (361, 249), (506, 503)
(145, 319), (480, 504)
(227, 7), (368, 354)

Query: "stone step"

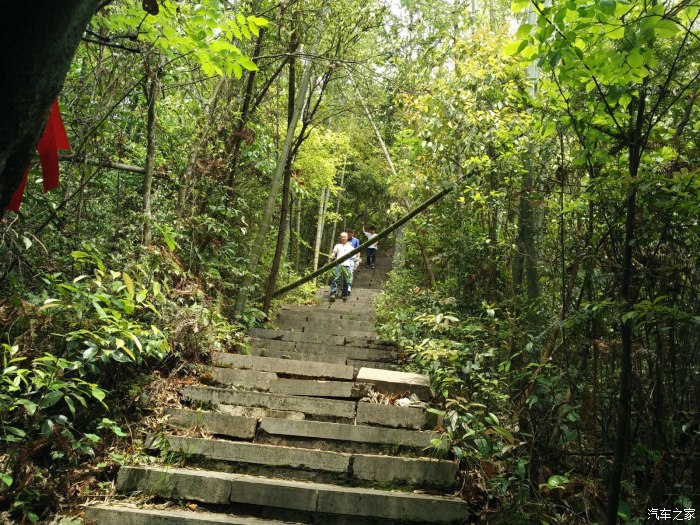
(348, 359), (399, 371)
(163, 436), (350, 473)
(259, 418), (445, 451)
(206, 366), (278, 390)
(182, 386), (357, 421)
(278, 325), (378, 340)
(251, 328), (380, 346)
(163, 408), (258, 439)
(160, 435), (458, 489)
(85, 504), (299, 525)
(357, 402), (440, 430)
(213, 352), (354, 381)
(116, 466), (469, 523)
(280, 306), (373, 321)
(269, 379), (370, 398)
(276, 312), (375, 331)
(248, 346), (348, 365)
(357, 367), (432, 401)
(294, 341), (396, 362)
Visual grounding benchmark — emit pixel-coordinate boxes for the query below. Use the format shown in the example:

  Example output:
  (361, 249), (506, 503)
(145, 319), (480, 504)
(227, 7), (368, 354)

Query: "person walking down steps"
(345, 227), (361, 293)
(329, 232), (357, 301)
(363, 224), (379, 269)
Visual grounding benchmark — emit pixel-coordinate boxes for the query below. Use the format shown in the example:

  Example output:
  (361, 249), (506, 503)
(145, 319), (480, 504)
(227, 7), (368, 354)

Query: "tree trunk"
(177, 75), (226, 217)
(328, 156), (346, 253)
(606, 92), (645, 525)
(228, 28), (266, 187)
(261, 22), (300, 313)
(312, 187), (330, 278)
(232, 13), (326, 317)
(1, 0), (99, 214)
(142, 56), (159, 246)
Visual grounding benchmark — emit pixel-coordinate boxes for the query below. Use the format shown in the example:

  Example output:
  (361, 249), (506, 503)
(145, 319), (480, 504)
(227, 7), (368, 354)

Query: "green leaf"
(547, 474), (569, 489)
(15, 399), (37, 415)
(122, 272), (135, 299)
(237, 56), (258, 72)
(608, 24), (625, 39)
(231, 21), (243, 40)
(91, 387), (106, 402)
(232, 62), (243, 79)
(512, 0), (530, 13)
(39, 390), (63, 409)
(618, 500), (631, 520)
(64, 395), (76, 416)
(654, 19), (680, 38)
(626, 49), (644, 68)
(0, 473), (12, 487)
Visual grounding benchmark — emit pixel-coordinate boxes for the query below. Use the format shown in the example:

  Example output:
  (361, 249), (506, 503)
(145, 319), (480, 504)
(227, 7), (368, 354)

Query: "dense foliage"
(0, 0), (698, 523)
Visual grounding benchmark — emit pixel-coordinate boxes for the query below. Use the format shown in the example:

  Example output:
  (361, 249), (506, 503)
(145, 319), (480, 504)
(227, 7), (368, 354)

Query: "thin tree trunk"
(261, 21), (299, 314)
(228, 29), (267, 188)
(233, 13), (325, 317)
(606, 91), (645, 525)
(177, 75), (226, 217)
(328, 155), (346, 252)
(312, 187), (330, 277)
(142, 56), (159, 246)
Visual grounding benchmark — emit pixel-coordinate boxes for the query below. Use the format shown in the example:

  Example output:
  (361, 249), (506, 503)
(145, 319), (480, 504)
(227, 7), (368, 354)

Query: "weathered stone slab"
(316, 483), (468, 523)
(252, 328), (346, 346)
(259, 418), (443, 449)
(163, 408), (257, 439)
(348, 359), (399, 371)
(280, 306), (372, 321)
(356, 367), (432, 400)
(117, 466), (232, 504)
(276, 314), (375, 332)
(352, 454), (458, 489)
(248, 346), (347, 365)
(164, 436), (350, 473)
(182, 386), (357, 420)
(207, 366), (277, 390)
(216, 404), (305, 421)
(296, 341), (396, 362)
(248, 338), (296, 352)
(269, 379), (370, 399)
(84, 504), (295, 525)
(213, 353), (354, 380)
(357, 402), (438, 430)
(117, 466), (469, 523)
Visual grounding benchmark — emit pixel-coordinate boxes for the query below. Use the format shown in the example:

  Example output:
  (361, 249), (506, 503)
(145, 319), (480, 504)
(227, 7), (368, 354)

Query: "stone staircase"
(85, 259), (469, 524)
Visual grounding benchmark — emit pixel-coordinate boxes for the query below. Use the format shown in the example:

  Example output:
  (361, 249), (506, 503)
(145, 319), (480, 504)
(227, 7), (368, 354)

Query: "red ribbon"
(7, 100), (70, 211)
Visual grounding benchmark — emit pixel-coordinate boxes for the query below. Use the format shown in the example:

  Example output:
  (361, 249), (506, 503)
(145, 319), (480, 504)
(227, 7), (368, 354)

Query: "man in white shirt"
(362, 224), (379, 269)
(329, 232), (357, 301)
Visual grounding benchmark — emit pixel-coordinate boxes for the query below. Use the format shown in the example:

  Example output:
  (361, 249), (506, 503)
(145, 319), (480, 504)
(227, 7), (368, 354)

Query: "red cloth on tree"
(7, 100), (69, 211)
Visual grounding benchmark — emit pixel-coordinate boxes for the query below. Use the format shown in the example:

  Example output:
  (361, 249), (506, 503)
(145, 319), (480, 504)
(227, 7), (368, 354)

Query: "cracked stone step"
(259, 418), (445, 450)
(356, 368), (432, 401)
(164, 408), (258, 439)
(246, 338), (396, 362)
(216, 404), (305, 421)
(213, 352), (354, 380)
(348, 359), (399, 371)
(85, 504), (300, 525)
(161, 436), (350, 473)
(206, 366), (278, 390)
(248, 346), (348, 365)
(250, 328), (345, 346)
(274, 325), (379, 340)
(275, 313), (376, 331)
(357, 402), (440, 430)
(280, 306), (373, 321)
(268, 379), (370, 399)
(182, 386), (357, 421)
(116, 466), (470, 523)
(157, 436), (458, 489)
